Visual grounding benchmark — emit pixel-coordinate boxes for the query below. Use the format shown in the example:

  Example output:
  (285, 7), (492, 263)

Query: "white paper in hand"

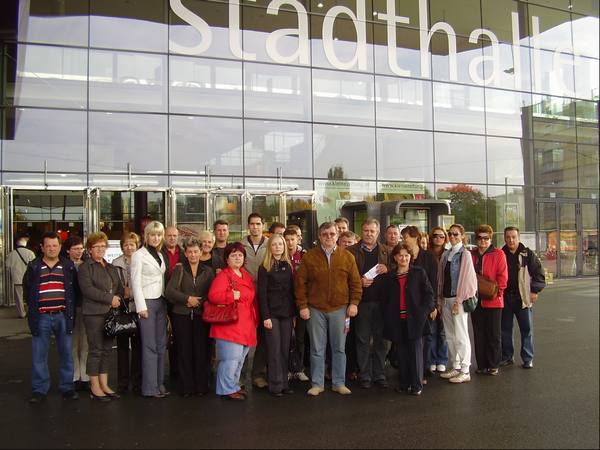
(363, 265), (380, 280)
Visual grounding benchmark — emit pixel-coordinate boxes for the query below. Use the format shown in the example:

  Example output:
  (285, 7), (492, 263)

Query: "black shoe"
(374, 379), (389, 389)
(409, 388), (423, 396)
(486, 368), (499, 376)
(281, 388), (294, 395)
(269, 391), (283, 397)
(90, 392), (111, 402)
(181, 393), (193, 398)
(522, 361), (533, 369)
(359, 380), (372, 389)
(144, 393), (166, 399)
(74, 381), (83, 391)
(500, 359), (514, 367)
(105, 392), (120, 399)
(394, 387), (409, 394)
(62, 390), (79, 400)
(29, 393), (46, 404)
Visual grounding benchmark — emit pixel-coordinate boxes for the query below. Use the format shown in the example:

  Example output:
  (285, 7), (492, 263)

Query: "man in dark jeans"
(23, 231), (79, 403)
(501, 227), (546, 369)
(347, 218), (390, 389)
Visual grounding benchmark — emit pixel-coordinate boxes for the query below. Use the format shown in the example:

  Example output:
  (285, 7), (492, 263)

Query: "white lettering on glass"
(229, 0), (256, 60)
(266, 0), (310, 65)
(419, 0), (457, 80)
(169, 0), (212, 55)
(322, 0), (367, 70)
(468, 29), (500, 86)
(511, 12), (523, 90)
(378, 0), (411, 76)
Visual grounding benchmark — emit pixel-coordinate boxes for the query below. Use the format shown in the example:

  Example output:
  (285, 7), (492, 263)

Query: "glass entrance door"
(211, 192), (245, 242)
(175, 192), (208, 238)
(559, 203), (577, 277)
(99, 191), (165, 241)
(581, 203), (599, 276)
(248, 193), (283, 232)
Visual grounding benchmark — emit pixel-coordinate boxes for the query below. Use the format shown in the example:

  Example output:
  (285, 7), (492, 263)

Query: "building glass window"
(485, 89), (534, 139)
(531, 47), (575, 98)
(89, 112), (167, 174)
(486, 136), (531, 185)
(578, 144), (599, 190)
(532, 95), (577, 143)
(169, 115), (243, 177)
(244, 120), (312, 178)
(434, 132), (487, 184)
(373, 25), (421, 78)
(487, 185), (535, 234)
(534, 140), (578, 188)
(571, 15), (599, 59)
(376, 128), (434, 182)
(433, 82), (486, 135)
(431, 35), (484, 85)
(375, 76), (433, 130)
(573, 55), (599, 101)
(436, 182), (487, 234)
(481, 0), (529, 46)
(315, 179), (377, 224)
(527, 5), (573, 53)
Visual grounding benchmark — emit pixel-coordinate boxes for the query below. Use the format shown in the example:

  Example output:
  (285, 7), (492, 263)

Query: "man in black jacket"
(501, 227), (546, 369)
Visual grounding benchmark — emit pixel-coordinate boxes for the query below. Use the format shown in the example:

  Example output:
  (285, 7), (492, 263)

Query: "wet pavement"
(0, 278), (598, 449)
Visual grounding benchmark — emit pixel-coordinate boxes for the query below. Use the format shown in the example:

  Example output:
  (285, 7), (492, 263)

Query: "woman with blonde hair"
(257, 233), (296, 397)
(131, 221), (169, 398)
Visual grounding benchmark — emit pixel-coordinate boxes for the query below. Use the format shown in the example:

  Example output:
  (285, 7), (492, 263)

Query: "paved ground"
(0, 278), (598, 449)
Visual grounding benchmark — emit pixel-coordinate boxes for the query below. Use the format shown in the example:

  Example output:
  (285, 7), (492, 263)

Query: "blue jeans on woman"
(215, 339), (250, 395)
(31, 312), (74, 395)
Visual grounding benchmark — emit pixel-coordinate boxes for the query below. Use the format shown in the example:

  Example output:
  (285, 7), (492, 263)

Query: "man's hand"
(264, 319), (273, 330)
(299, 308), (310, 320)
(362, 277), (374, 288)
(347, 304), (358, 318)
(530, 292), (539, 304)
(376, 264), (388, 275)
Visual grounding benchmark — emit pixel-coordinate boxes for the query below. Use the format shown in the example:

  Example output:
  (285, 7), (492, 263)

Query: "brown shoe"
(224, 392), (245, 401)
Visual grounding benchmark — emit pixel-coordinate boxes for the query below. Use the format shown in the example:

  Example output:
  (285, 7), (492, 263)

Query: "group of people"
(16, 213), (546, 403)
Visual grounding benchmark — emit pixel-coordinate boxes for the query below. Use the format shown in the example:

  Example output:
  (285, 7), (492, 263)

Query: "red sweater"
(207, 267), (258, 346)
(471, 248), (508, 309)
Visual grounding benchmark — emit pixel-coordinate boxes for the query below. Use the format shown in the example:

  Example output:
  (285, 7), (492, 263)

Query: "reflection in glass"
(244, 63), (311, 121)
(315, 179), (377, 224)
(582, 203), (599, 276)
(434, 133), (486, 184)
(537, 201), (557, 277)
(531, 48), (575, 98)
(176, 193), (207, 237)
(532, 96), (576, 142)
(313, 124), (375, 179)
(14, 45), (87, 109)
(559, 202), (577, 277)
(89, 112), (167, 174)
(481, 0), (530, 46)
(572, 15), (599, 59)
(436, 183), (487, 233)
(169, 56), (242, 116)
(373, 25), (421, 78)
(89, 174), (169, 189)
(483, 42), (532, 92)
(2, 108), (86, 172)
(487, 185), (534, 233)
(433, 83), (485, 134)
(578, 144), (599, 189)
(429, 0), (482, 37)
(375, 76), (432, 130)
(377, 128), (434, 182)
(534, 141), (578, 187)
(89, 50), (167, 112)
(486, 137), (530, 185)
(170, 116), (243, 177)
(574, 56), (599, 101)
(431, 34), (484, 84)
(575, 100), (598, 145)
(212, 194), (244, 242)
(18, 0), (88, 47)
(244, 120), (312, 178)
(485, 89), (533, 138)
(313, 69), (375, 126)
(90, 0), (168, 52)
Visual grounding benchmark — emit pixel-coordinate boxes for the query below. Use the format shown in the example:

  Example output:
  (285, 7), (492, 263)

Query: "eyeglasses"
(432, 234), (445, 239)
(92, 244), (107, 249)
(476, 236), (491, 241)
(448, 232), (460, 237)
(321, 232), (337, 237)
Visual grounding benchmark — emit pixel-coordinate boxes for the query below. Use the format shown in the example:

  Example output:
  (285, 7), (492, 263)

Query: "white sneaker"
(307, 386), (325, 396)
(449, 372), (471, 384)
(331, 385), (352, 395)
(295, 371), (309, 382)
(429, 364), (437, 373)
(440, 369), (460, 379)
(436, 364), (446, 373)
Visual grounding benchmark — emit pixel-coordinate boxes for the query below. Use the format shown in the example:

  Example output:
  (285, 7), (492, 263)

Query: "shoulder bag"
(462, 296), (479, 313)
(202, 273), (239, 324)
(104, 301), (138, 337)
(476, 273), (499, 299)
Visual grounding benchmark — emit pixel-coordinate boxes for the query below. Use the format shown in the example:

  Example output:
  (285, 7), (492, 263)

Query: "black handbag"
(288, 329), (304, 373)
(104, 302), (139, 338)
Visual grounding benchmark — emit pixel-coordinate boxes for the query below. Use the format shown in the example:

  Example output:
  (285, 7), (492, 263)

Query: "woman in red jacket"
(471, 224), (508, 376)
(208, 242), (258, 401)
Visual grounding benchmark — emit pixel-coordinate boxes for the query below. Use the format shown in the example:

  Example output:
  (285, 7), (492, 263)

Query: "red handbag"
(202, 274), (239, 324)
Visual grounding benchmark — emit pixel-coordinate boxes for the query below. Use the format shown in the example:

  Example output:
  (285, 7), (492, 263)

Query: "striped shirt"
(38, 262), (66, 313)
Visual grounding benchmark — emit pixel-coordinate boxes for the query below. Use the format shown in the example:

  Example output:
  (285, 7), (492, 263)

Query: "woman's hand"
(187, 296), (200, 308)
(111, 296), (121, 308)
(429, 308), (438, 320)
(138, 310), (149, 319)
(263, 319), (273, 330)
(232, 290), (241, 300)
(451, 302), (460, 316)
(299, 308), (310, 320)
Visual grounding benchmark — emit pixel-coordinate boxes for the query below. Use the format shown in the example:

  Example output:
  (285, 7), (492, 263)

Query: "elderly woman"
(470, 224), (508, 376)
(131, 221), (168, 398)
(208, 242), (258, 401)
(165, 237), (215, 397)
(437, 224), (478, 384)
(197, 230), (219, 272)
(379, 243), (434, 395)
(78, 232), (124, 401)
(113, 232), (142, 394)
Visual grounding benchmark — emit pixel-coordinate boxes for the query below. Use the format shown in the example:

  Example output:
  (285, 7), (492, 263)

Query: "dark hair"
(318, 221), (337, 234)
(283, 228), (299, 238)
(334, 217), (349, 226)
(247, 213), (264, 224)
(268, 222), (286, 234)
(475, 224), (494, 236)
(339, 230), (357, 240)
(213, 219), (229, 228)
(41, 231), (61, 245)
(401, 225), (420, 239)
(504, 226), (520, 235)
(391, 242), (414, 261)
(385, 225), (399, 233)
(224, 242), (246, 262)
(428, 226), (448, 248)
(62, 235), (83, 251)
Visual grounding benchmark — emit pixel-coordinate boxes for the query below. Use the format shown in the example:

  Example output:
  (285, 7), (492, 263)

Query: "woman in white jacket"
(131, 221), (168, 398)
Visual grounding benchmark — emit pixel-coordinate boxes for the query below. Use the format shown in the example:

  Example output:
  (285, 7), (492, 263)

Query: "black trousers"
(345, 317), (358, 375)
(84, 314), (114, 376)
(396, 321), (423, 391)
(471, 306), (502, 370)
(294, 317), (308, 371)
(166, 302), (178, 379)
(264, 317), (293, 393)
(117, 333), (142, 391)
(171, 312), (211, 395)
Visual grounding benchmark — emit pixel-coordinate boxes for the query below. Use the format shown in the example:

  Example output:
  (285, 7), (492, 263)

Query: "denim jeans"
(306, 306), (347, 388)
(31, 312), (74, 395)
(429, 317), (449, 366)
(502, 293), (534, 363)
(215, 339), (250, 395)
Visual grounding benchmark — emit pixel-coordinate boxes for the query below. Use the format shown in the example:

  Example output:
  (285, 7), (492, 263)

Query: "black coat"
(258, 261), (296, 320)
(379, 266), (435, 342)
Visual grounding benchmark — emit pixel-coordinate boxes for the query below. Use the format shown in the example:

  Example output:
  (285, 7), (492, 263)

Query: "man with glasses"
(501, 227), (545, 369)
(295, 222), (362, 396)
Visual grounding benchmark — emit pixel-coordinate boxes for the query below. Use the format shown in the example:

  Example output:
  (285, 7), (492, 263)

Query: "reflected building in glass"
(0, 0), (598, 291)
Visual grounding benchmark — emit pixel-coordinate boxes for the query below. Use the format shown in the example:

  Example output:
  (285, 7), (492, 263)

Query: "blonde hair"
(144, 221), (165, 250)
(198, 230), (215, 243)
(262, 234), (290, 271)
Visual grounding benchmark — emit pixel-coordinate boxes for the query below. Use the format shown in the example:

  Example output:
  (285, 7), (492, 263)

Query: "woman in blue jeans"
(207, 243), (258, 401)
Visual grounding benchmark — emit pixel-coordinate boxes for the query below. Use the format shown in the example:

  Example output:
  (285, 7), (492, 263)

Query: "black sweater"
(258, 261), (296, 320)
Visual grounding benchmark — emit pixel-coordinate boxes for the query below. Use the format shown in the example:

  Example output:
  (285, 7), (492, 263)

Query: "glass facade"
(0, 0), (598, 278)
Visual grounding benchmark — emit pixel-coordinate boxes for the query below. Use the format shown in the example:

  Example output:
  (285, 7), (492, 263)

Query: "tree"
(439, 184), (486, 232)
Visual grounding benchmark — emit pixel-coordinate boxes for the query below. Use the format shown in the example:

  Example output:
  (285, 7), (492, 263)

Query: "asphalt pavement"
(0, 278), (598, 449)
